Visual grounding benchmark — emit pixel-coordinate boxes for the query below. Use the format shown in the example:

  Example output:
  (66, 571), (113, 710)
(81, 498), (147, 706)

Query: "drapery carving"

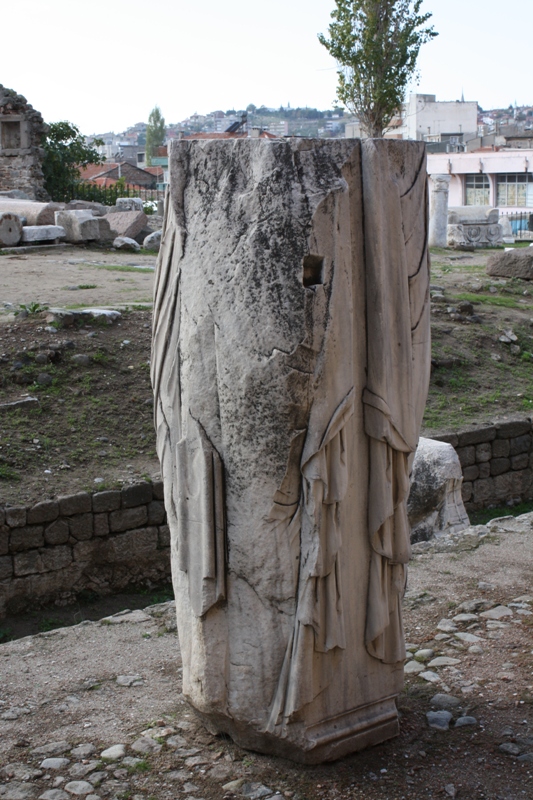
(362, 139), (431, 664)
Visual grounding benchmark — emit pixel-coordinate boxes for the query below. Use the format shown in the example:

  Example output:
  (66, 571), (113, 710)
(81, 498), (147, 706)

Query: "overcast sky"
(3, 0), (531, 135)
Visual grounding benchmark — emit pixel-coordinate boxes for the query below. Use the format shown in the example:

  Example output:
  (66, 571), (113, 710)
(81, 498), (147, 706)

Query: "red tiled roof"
(144, 166), (164, 176)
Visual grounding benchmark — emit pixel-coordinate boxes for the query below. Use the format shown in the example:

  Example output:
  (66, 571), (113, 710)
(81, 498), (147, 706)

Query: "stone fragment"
(32, 741), (71, 756)
(414, 648), (434, 662)
(40, 758), (70, 770)
(454, 632), (482, 643)
(0, 396), (39, 412)
(107, 210), (147, 239)
(68, 763), (99, 779)
(499, 742), (521, 756)
(100, 609), (150, 624)
(100, 744), (125, 760)
(63, 782), (95, 796)
(419, 671), (441, 683)
(404, 660), (426, 674)
(0, 199), (64, 225)
(428, 174), (450, 248)
(487, 249), (533, 280)
(130, 737), (162, 755)
(113, 235), (140, 252)
(116, 674), (144, 686)
(480, 605), (513, 620)
(143, 230), (162, 250)
(426, 710), (453, 730)
(0, 212), (23, 246)
(430, 693), (461, 710)
(115, 197), (145, 212)
(408, 437), (470, 542)
(428, 656), (461, 668)
(21, 225), (66, 242)
(153, 137), (430, 762)
(55, 211), (100, 243)
(454, 716), (477, 727)
(241, 784), (274, 799)
(452, 613), (478, 623)
(38, 791), (70, 800)
(437, 619), (458, 633)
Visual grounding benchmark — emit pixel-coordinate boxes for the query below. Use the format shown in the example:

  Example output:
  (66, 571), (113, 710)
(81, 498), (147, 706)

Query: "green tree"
(42, 121), (103, 201)
(145, 105), (166, 166)
(318, 0), (437, 137)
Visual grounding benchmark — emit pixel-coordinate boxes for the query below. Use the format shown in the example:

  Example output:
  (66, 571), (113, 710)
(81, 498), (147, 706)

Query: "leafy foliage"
(145, 106), (166, 166)
(318, 0), (437, 137)
(42, 121), (103, 201)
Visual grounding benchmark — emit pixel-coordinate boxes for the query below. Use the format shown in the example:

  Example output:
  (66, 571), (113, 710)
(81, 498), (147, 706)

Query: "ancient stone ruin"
(447, 206), (503, 248)
(152, 138), (430, 763)
(0, 85), (47, 201)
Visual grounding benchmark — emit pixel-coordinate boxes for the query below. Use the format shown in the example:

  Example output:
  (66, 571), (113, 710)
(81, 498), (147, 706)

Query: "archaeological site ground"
(1, 239), (533, 799)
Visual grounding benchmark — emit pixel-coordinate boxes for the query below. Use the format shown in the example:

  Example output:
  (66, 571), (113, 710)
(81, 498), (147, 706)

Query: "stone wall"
(0, 481), (170, 617)
(432, 418), (533, 511)
(0, 85), (48, 201)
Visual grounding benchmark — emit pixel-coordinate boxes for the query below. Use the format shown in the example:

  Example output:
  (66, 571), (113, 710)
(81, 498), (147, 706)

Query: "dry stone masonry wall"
(0, 85), (47, 201)
(433, 418), (533, 511)
(0, 481), (170, 617)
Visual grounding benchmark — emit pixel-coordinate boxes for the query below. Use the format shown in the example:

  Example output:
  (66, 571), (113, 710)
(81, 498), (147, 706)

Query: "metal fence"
(56, 182), (166, 208)
(499, 210), (533, 240)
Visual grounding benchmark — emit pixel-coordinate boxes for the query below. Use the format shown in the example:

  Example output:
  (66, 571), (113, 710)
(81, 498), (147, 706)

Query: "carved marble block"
(152, 138), (431, 763)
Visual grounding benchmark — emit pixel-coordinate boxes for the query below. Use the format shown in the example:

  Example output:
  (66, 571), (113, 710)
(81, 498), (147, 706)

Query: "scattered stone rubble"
(0, 197), (162, 251)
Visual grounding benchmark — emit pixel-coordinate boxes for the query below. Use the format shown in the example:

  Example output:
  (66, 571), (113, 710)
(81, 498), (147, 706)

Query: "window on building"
(465, 174), (490, 205)
(1, 120), (21, 150)
(497, 174), (533, 207)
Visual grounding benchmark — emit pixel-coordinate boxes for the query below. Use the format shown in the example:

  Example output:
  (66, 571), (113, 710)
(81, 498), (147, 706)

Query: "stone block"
(0, 554), (13, 579)
(158, 524), (170, 548)
(0, 199), (64, 226)
(21, 225), (66, 242)
(152, 481), (165, 500)
(521, 469), (533, 498)
(93, 513), (109, 537)
(27, 500), (59, 525)
(510, 434), (532, 456)
(109, 506), (148, 533)
(462, 465), (479, 482)
(143, 230), (162, 250)
(491, 458), (510, 476)
(148, 500), (166, 525)
(5, 506), (27, 528)
(457, 427), (496, 446)
(92, 490), (121, 513)
(493, 472), (518, 501)
(478, 461), (491, 479)
(96, 216), (114, 242)
(73, 540), (98, 562)
(473, 477), (494, 506)
(487, 249), (533, 280)
(58, 492), (91, 516)
(475, 442), (492, 463)
(113, 235), (140, 252)
(492, 438), (510, 458)
(9, 525), (44, 552)
(431, 433), (459, 447)
(0, 508), (4, 526)
(55, 210), (100, 243)
(67, 199), (107, 216)
(132, 526), (158, 554)
(14, 550), (43, 576)
(116, 197), (144, 212)
(0, 212), (22, 246)
(110, 531), (135, 559)
(106, 210), (147, 239)
(41, 545), (72, 571)
(456, 446), (476, 467)
(496, 420), (531, 438)
(44, 519), (69, 545)
(121, 482), (153, 508)
(69, 513), (93, 541)
(0, 528), (8, 558)
(512, 453), (530, 471)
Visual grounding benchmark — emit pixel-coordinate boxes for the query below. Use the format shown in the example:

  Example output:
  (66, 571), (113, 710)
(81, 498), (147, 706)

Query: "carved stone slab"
(152, 138), (431, 763)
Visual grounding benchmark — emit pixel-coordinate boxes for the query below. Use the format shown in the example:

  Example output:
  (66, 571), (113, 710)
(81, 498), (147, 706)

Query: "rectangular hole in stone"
(1, 121), (21, 150)
(302, 255), (324, 288)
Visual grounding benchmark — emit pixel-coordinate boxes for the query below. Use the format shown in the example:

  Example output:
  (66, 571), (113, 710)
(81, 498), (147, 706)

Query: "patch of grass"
(455, 292), (531, 309)
(92, 264), (153, 274)
(0, 464), (21, 481)
(38, 616), (67, 633)
(126, 760), (150, 774)
(77, 284), (98, 289)
(469, 500), (533, 526)
(0, 625), (13, 642)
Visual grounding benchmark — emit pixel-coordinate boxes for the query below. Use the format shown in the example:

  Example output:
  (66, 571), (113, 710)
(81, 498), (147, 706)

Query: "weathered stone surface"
(9, 525), (44, 552)
(0, 212), (22, 245)
(408, 437), (469, 543)
(152, 138), (430, 762)
(14, 550), (43, 576)
(27, 500), (59, 525)
(67, 199), (107, 216)
(109, 506), (148, 533)
(0, 199), (63, 225)
(5, 506), (27, 528)
(92, 490), (121, 513)
(68, 513), (93, 541)
(487, 249), (533, 280)
(106, 210), (147, 239)
(447, 206), (502, 248)
(428, 175), (450, 248)
(44, 519), (70, 545)
(143, 230), (162, 250)
(55, 210), (100, 243)
(21, 225), (66, 242)
(40, 545), (72, 572)
(121, 482), (153, 508)
(115, 197), (144, 212)
(496, 419), (531, 438)
(58, 492), (91, 516)
(113, 235), (140, 252)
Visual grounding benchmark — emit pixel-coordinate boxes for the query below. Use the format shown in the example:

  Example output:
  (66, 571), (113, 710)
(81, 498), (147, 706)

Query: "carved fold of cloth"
(267, 389), (354, 730)
(362, 140), (431, 664)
